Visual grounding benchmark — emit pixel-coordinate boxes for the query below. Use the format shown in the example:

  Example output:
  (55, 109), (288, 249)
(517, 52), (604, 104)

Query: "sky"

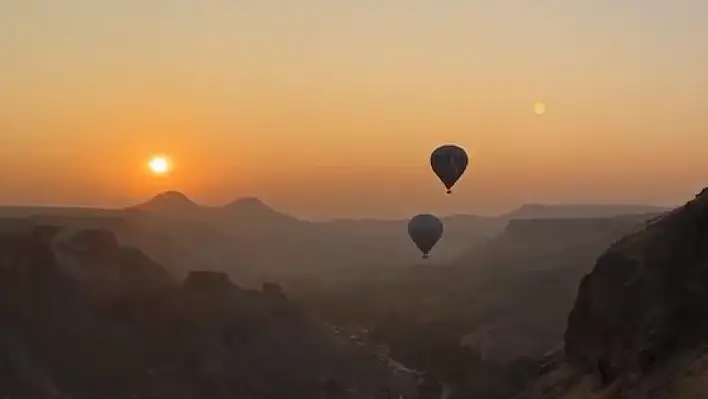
(1, 0), (708, 219)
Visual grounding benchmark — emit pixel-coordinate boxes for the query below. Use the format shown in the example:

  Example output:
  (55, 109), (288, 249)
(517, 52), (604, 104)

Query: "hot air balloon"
(408, 214), (444, 259)
(430, 145), (468, 194)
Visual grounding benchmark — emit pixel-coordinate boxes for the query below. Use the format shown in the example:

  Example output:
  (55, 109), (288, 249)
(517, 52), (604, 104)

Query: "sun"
(534, 102), (547, 115)
(148, 155), (172, 175)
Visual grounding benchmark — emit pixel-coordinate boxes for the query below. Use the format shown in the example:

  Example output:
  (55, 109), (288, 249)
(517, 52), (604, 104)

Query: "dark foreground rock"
(0, 225), (408, 399)
(519, 188), (708, 398)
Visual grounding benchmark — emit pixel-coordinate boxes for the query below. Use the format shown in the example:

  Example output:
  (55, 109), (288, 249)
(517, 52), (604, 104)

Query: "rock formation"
(519, 188), (708, 398)
(0, 224), (405, 398)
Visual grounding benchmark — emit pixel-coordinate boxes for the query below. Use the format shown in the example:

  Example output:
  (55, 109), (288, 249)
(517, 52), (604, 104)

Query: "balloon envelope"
(430, 145), (468, 194)
(407, 214), (444, 258)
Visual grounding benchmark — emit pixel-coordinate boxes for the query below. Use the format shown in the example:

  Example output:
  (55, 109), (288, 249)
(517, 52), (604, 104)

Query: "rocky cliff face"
(567, 189), (708, 386)
(519, 189), (708, 398)
(0, 224), (406, 399)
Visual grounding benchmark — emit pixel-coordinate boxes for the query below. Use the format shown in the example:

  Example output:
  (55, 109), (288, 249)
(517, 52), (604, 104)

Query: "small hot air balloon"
(408, 214), (444, 259)
(430, 144), (468, 194)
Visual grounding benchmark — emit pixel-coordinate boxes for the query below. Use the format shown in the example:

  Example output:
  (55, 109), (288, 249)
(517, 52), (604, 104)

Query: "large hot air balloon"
(408, 214), (444, 259)
(430, 144), (468, 194)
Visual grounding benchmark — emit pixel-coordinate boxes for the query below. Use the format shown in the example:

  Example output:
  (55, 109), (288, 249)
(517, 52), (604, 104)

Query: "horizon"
(2, 1), (707, 218)
(0, 189), (675, 221)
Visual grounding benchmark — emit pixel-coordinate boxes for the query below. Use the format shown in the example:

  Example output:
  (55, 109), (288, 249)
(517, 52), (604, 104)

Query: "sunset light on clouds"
(1, 1), (708, 218)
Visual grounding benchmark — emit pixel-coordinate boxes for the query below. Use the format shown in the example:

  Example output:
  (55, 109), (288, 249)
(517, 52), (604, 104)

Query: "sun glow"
(148, 155), (172, 175)
(534, 102), (546, 115)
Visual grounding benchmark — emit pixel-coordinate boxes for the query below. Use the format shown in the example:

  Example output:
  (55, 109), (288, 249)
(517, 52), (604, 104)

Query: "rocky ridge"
(519, 188), (708, 398)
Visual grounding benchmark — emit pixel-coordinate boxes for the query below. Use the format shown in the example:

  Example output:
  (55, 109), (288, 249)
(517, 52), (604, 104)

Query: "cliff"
(519, 188), (708, 398)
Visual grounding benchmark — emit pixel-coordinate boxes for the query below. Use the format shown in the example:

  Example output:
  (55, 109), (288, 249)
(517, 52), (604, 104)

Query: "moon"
(534, 102), (546, 115)
(148, 155), (172, 175)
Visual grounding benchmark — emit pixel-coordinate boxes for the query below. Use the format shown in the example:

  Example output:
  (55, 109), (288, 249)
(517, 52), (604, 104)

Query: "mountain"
(134, 192), (296, 224)
(0, 192), (507, 285)
(518, 188), (708, 399)
(134, 190), (201, 214)
(221, 197), (294, 220)
(0, 225), (423, 398)
(0, 193), (669, 289)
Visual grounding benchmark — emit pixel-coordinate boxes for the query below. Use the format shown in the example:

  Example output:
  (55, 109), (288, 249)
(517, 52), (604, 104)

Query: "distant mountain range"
(132, 191), (297, 222)
(129, 190), (668, 220)
(0, 192), (671, 287)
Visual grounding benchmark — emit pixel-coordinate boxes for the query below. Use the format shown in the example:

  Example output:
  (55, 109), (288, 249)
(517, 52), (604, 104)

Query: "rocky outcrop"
(118, 246), (172, 289)
(51, 228), (173, 297)
(565, 189), (708, 382)
(183, 270), (238, 292)
(69, 229), (120, 255)
(262, 282), (286, 299)
(518, 188), (708, 398)
(0, 223), (406, 399)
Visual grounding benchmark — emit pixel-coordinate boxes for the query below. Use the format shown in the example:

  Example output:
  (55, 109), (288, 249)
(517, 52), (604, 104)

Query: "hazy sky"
(2, 1), (708, 218)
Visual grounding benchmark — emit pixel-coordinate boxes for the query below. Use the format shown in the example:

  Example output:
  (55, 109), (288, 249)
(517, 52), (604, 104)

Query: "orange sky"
(1, 1), (708, 218)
